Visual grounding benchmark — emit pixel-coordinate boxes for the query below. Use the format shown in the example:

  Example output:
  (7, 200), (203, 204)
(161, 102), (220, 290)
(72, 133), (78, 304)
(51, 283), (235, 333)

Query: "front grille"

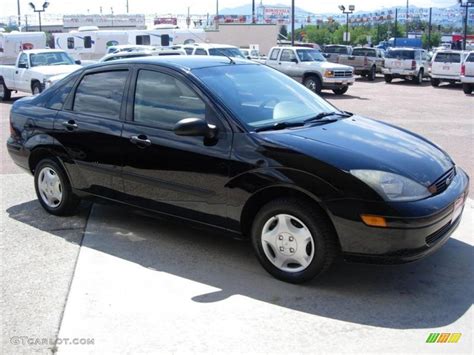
(425, 222), (452, 245)
(334, 71), (353, 78)
(429, 167), (456, 195)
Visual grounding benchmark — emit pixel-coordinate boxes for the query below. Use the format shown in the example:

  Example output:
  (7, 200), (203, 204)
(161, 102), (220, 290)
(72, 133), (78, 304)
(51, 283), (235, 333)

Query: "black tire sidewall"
(304, 76), (322, 94)
(32, 82), (42, 95)
(251, 200), (334, 283)
(369, 66), (376, 81)
(0, 80), (11, 101)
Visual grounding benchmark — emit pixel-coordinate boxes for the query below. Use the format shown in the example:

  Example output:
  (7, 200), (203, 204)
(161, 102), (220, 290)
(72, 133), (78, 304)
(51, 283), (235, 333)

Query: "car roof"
(22, 49), (66, 54)
(88, 55), (256, 71)
(190, 43), (239, 49)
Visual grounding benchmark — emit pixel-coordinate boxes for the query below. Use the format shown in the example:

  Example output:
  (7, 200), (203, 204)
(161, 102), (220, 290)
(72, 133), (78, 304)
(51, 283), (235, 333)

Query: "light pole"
(406, 0), (409, 37)
(338, 5), (355, 44)
(29, 2), (49, 32)
(291, 0), (295, 45)
(459, 0), (474, 50)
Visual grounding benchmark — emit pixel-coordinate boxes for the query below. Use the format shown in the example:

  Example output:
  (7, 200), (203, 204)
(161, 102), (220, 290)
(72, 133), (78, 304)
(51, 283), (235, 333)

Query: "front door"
(52, 67), (130, 199)
(120, 67), (232, 227)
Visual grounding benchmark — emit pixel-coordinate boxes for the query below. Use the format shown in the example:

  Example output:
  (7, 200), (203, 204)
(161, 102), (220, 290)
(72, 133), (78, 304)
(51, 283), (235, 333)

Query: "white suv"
(429, 50), (468, 87)
(177, 43), (245, 58)
(461, 51), (474, 94)
(382, 48), (429, 84)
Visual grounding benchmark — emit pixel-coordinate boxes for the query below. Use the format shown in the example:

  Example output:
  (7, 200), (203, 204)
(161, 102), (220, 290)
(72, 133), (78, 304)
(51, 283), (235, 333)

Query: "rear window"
(324, 46), (349, 54)
(352, 48), (377, 57)
(385, 50), (415, 60)
(434, 52), (461, 63)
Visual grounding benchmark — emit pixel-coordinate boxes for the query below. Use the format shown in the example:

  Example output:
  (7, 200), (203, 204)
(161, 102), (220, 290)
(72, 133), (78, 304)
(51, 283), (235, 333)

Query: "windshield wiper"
(255, 121), (305, 132)
(304, 111), (352, 124)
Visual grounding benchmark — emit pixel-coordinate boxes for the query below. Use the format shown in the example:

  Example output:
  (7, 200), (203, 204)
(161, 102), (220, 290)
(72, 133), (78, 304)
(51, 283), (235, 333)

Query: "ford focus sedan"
(7, 56), (469, 283)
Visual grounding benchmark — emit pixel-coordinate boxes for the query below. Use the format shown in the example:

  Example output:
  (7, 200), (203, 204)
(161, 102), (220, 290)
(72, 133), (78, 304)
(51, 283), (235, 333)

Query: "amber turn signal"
(361, 214), (387, 227)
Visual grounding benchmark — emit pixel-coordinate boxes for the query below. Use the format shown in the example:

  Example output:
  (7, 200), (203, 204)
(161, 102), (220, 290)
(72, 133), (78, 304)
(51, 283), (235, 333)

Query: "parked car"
(7, 56), (468, 283)
(322, 45), (352, 63)
(382, 47), (430, 84)
(174, 43), (245, 58)
(105, 45), (158, 54)
(337, 47), (385, 81)
(429, 50), (467, 87)
(0, 49), (82, 100)
(265, 46), (354, 95)
(240, 48), (266, 61)
(461, 51), (474, 94)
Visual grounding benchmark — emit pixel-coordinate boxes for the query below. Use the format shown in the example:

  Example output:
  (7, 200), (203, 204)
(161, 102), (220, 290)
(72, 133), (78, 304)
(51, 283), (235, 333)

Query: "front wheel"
(332, 86), (348, 95)
(463, 83), (473, 94)
(0, 79), (11, 101)
(32, 82), (42, 95)
(384, 74), (393, 83)
(431, 78), (440, 87)
(251, 198), (338, 283)
(368, 66), (376, 81)
(34, 158), (80, 216)
(303, 75), (322, 95)
(413, 70), (423, 85)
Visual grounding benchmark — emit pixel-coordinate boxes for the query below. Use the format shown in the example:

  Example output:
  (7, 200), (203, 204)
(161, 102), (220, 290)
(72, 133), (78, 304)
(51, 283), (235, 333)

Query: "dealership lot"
(1, 79), (473, 354)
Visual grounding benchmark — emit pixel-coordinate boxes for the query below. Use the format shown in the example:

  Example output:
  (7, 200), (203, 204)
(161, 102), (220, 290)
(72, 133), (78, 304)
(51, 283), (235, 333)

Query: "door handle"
(62, 120), (78, 130)
(130, 135), (151, 147)
(15, 71), (19, 74)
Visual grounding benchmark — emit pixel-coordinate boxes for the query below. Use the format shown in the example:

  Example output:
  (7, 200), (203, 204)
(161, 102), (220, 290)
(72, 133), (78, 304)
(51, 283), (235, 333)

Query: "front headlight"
(351, 170), (431, 202)
(324, 69), (334, 78)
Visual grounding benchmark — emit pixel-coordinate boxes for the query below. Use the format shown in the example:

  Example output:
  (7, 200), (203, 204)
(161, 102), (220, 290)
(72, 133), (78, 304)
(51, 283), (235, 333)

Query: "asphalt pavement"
(1, 79), (473, 354)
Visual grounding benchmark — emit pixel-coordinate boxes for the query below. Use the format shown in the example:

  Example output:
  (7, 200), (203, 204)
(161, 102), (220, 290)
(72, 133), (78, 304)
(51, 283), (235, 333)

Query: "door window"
(67, 37), (74, 49)
(161, 34), (170, 46)
(269, 48), (280, 60)
(18, 53), (28, 68)
(73, 70), (128, 119)
(136, 35), (150, 45)
(280, 49), (296, 62)
(194, 48), (207, 55)
(84, 36), (92, 49)
(133, 70), (206, 130)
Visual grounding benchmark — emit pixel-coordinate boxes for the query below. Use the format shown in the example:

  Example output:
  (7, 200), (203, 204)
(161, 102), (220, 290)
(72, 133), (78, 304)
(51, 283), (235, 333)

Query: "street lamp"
(339, 5), (355, 44)
(29, 1), (49, 32)
(459, 0), (474, 50)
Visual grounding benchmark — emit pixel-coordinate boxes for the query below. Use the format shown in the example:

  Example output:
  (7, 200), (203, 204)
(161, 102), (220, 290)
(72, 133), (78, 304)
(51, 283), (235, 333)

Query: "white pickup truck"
(0, 49), (82, 101)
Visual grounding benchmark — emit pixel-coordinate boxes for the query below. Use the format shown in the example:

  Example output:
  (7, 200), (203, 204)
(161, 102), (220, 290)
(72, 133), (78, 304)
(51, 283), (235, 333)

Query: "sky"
(0, 0), (460, 18)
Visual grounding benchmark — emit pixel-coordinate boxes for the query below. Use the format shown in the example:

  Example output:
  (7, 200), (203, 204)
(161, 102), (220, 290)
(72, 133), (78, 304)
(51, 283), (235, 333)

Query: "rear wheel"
(0, 79), (11, 101)
(34, 158), (80, 216)
(251, 198), (338, 283)
(431, 78), (440, 87)
(303, 75), (322, 95)
(463, 83), (473, 94)
(413, 69), (423, 85)
(384, 74), (393, 83)
(368, 66), (376, 81)
(332, 86), (348, 95)
(32, 81), (42, 95)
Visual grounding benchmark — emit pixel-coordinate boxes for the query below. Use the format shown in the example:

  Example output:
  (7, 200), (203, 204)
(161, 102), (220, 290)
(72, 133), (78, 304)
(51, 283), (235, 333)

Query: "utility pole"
(459, 1), (473, 51)
(252, 0), (256, 23)
(29, 2), (50, 32)
(216, 0), (219, 28)
(428, 7), (432, 49)
(406, 0), (409, 37)
(291, 0), (295, 45)
(17, 0), (21, 29)
(126, 0), (129, 13)
(394, 8), (398, 47)
(338, 5), (355, 44)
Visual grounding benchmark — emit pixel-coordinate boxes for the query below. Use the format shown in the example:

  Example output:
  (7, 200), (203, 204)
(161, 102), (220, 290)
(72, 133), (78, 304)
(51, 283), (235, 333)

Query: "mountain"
(219, 3), (311, 15)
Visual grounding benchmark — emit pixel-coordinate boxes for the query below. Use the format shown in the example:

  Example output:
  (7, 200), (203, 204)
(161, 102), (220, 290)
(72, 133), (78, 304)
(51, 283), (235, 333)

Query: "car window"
(194, 48), (207, 55)
(67, 37), (74, 49)
(84, 36), (92, 49)
(269, 48), (280, 60)
(385, 50), (415, 60)
(133, 70), (206, 130)
(73, 70), (128, 119)
(136, 35), (150, 45)
(352, 48), (376, 57)
(161, 34), (170, 46)
(324, 46), (349, 54)
(46, 71), (80, 110)
(209, 47), (245, 58)
(434, 52), (461, 63)
(466, 54), (474, 62)
(280, 49), (296, 62)
(18, 53), (28, 67)
(184, 47), (194, 55)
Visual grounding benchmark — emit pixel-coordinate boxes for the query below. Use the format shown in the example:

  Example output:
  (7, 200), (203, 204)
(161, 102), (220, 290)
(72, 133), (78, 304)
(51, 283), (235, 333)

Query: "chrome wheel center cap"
(276, 233), (297, 256)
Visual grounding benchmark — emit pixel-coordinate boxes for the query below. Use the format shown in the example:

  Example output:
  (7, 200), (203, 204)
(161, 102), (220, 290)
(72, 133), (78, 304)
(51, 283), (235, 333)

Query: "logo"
(445, 176), (452, 186)
(426, 333), (462, 343)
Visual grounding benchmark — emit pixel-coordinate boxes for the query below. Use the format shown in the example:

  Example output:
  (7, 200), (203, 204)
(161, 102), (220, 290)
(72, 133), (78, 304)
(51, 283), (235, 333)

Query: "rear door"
(120, 66), (232, 226)
(464, 53), (474, 77)
(52, 66), (130, 198)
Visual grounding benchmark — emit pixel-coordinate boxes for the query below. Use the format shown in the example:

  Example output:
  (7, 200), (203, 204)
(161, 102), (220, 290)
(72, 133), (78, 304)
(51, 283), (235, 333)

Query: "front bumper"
(382, 68), (417, 77)
(325, 168), (469, 263)
(322, 76), (355, 89)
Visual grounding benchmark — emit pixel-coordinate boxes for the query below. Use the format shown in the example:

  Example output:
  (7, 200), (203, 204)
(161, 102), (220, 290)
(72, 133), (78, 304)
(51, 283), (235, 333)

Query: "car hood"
(260, 116), (453, 186)
(30, 65), (82, 77)
(298, 61), (353, 71)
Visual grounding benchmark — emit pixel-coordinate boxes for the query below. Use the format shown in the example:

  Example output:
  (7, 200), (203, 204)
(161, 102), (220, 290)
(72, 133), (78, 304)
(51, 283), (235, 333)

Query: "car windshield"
(385, 50), (415, 60)
(296, 49), (326, 62)
(193, 64), (337, 130)
(30, 52), (75, 67)
(352, 48), (377, 57)
(208, 47), (245, 58)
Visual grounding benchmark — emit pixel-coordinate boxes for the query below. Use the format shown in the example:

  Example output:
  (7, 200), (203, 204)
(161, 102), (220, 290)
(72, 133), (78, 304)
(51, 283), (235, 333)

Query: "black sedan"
(6, 56), (469, 283)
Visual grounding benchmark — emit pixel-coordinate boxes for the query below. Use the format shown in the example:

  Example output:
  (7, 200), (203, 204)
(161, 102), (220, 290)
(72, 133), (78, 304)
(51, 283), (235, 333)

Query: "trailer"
(0, 31), (46, 65)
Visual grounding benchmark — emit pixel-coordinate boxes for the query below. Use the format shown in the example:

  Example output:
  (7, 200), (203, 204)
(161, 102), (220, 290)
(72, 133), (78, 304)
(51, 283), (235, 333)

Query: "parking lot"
(1, 78), (473, 354)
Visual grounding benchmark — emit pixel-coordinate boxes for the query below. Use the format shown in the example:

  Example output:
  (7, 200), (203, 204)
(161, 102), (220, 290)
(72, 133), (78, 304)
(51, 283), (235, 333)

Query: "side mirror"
(18, 63), (28, 69)
(174, 118), (217, 139)
(291, 58), (298, 63)
(75, 60), (82, 65)
(246, 55), (252, 60)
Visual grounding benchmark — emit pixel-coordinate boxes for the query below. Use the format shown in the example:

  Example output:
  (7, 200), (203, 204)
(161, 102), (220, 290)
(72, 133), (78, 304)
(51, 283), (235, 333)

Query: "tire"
(384, 74), (393, 83)
(431, 78), (440, 87)
(463, 83), (473, 94)
(332, 86), (348, 95)
(32, 81), (42, 95)
(303, 75), (322, 95)
(0, 79), (11, 101)
(368, 66), (376, 81)
(413, 70), (423, 85)
(251, 198), (338, 284)
(34, 158), (80, 216)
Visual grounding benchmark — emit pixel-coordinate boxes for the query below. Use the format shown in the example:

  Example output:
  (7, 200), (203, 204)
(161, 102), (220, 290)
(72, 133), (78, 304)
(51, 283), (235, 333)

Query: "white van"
(0, 31), (46, 64)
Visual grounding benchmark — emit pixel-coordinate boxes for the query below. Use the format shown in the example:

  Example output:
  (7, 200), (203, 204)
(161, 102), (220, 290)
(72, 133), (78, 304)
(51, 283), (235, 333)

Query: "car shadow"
(2, 96), (27, 106)
(354, 76), (385, 83)
(384, 79), (431, 87)
(6, 199), (473, 330)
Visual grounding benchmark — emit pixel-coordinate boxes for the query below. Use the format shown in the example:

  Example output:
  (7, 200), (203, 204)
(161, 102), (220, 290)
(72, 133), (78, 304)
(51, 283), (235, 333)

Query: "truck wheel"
(413, 70), (423, 85)
(251, 198), (338, 283)
(431, 78), (440, 87)
(463, 83), (473, 94)
(304, 76), (322, 95)
(32, 82), (42, 95)
(384, 74), (393, 83)
(332, 87), (348, 95)
(368, 66), (376, 81)
(0, 79), (12, 101)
